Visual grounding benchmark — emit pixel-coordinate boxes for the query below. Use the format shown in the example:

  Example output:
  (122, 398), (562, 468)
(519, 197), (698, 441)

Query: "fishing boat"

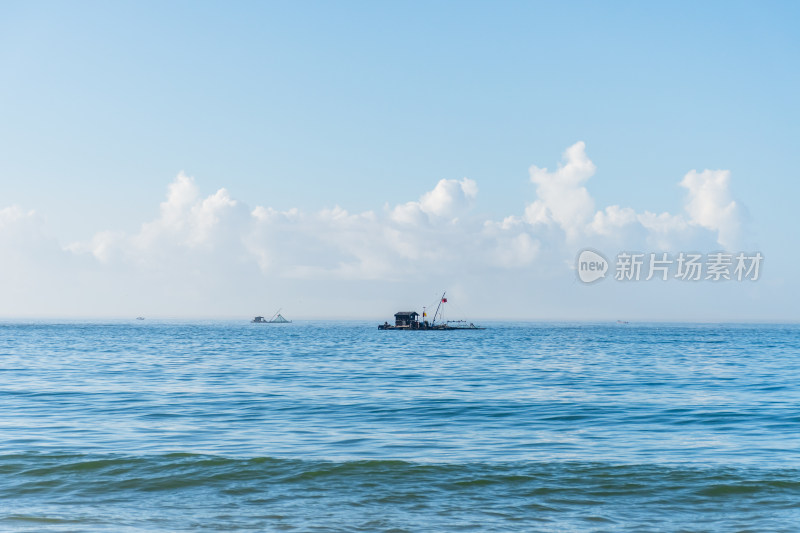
(252, 310), (292, 324)
(378, 292), (484, 330)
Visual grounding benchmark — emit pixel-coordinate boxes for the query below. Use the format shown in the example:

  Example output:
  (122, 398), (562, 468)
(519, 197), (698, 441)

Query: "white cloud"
(0, 206), (63, 261)
(636, 211), (691, 250)
(135, 172), (242, 251)
(524, 141), (596, 239)
(67, 173), (252, 268)
(589, 205), (638, 237)
(0, 206), (42, 241)
(523, 142), (742, 251)
(493, 232), (541, 268)
(680, 169), (741, 248)
(71, 230), (124, 263)
(391, 177), (477, 224)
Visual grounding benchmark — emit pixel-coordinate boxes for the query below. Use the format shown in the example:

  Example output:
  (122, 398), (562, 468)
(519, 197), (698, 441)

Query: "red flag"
(442, 298), (447, 303)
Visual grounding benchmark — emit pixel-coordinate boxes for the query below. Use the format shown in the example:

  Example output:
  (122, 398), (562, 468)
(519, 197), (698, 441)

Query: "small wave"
(3, 454), (800, 531)
(3, 452), (799, 499)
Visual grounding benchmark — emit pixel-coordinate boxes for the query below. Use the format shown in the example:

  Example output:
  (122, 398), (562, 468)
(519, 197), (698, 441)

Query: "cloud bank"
(0, 143), (748, 317)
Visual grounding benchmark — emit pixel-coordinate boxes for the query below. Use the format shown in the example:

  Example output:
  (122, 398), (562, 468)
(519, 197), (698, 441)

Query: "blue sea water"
(1, 320), (799, 531)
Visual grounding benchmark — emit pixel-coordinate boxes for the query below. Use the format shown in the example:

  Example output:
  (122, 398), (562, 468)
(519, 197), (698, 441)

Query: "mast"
(432, 291), (446, 326)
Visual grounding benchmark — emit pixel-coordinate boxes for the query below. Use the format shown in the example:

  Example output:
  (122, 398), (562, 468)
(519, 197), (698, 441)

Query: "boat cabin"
(394, 311), (420, 328)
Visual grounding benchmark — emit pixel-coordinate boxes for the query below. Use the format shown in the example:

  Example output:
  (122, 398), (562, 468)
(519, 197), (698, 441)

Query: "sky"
(1, 1), (798, 321)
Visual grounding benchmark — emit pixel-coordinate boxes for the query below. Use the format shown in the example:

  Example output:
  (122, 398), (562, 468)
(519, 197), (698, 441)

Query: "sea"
(1, 320), (799, 532)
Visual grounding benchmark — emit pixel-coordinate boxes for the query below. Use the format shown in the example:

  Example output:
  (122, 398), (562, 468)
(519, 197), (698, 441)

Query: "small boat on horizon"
(252, 309), (292, 324)
(378, 292), (484, 330)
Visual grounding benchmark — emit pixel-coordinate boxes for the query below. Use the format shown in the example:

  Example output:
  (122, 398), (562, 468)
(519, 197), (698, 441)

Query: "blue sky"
(1, 1), (798, 320)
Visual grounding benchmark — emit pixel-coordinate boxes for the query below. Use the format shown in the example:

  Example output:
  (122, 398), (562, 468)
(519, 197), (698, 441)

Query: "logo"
(577, 249), (608, 283)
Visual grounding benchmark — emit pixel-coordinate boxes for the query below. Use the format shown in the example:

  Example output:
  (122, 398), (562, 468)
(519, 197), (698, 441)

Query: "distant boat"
(252, 309), (291, 324)
(136, 317), (145, 320)
(378, 292), (483, 330)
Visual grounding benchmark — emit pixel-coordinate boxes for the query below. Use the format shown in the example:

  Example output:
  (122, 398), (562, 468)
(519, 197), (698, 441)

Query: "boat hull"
(378, 324), (483, 330)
